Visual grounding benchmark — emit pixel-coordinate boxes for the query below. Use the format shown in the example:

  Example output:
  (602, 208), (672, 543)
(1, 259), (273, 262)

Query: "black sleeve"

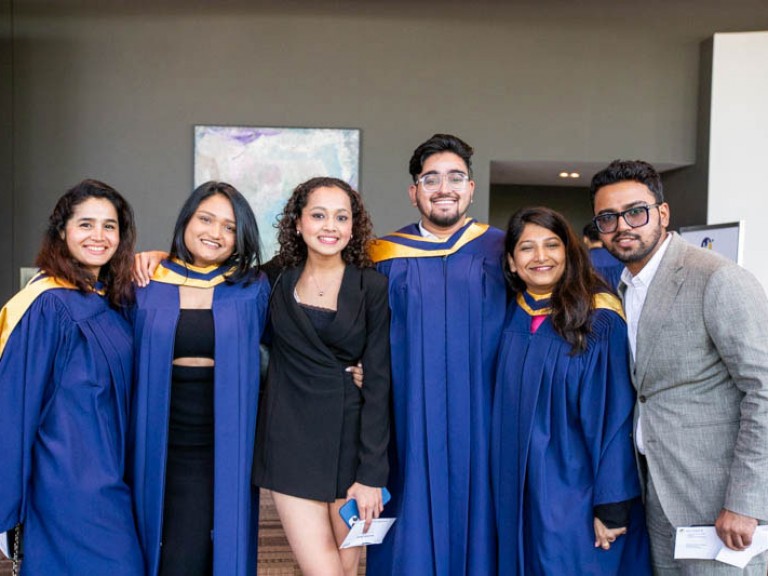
(594, 498), (635, 529)
(261, 257), (284, 288)
(355, 270), (392, 487)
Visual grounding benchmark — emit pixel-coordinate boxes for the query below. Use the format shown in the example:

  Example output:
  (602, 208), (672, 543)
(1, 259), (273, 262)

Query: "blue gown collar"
(517, 290), (553, 316)
(151, 258), (233, 287)
(369, 219), (492, 262)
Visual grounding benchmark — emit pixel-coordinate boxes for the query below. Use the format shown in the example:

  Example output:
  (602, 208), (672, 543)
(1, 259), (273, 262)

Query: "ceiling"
(490, 160), (687, 187)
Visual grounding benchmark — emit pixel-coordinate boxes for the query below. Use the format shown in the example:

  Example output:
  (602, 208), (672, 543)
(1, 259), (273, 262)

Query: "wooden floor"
(256, 489), (366, 575)
(0, 489), (366, 575)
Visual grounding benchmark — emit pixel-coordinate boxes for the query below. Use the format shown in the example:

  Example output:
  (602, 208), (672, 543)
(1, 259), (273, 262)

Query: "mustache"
(430, 193), (459, 202)
(612, 232), (640, 242)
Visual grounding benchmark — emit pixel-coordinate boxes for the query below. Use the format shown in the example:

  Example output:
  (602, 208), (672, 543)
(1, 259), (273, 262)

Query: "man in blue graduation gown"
(367, 134), (506, 576)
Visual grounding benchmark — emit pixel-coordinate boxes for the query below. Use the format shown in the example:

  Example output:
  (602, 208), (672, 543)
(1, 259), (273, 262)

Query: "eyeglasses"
(416, 172), (470, 192)
(592, 203), (661, 233)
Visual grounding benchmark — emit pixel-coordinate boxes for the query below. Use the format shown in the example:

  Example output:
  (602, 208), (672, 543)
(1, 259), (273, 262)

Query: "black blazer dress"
(252, 264), (391, 501)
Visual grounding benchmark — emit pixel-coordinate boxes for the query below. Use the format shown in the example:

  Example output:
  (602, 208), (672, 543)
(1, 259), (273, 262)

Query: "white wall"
(708, 31), (768, 289)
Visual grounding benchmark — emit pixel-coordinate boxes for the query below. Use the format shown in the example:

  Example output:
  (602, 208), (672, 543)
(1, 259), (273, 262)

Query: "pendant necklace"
(308, 268), (342, 298)
(311, 273), (326, 297)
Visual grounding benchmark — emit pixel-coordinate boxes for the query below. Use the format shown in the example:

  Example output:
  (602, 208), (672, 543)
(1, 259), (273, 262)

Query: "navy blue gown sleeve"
(0, 287), (143, 575)
(580, 309), (641, 508)
(0, 295), (64, 532)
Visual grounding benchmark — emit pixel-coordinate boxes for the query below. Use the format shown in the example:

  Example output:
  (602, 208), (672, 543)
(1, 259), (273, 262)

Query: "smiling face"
(507, 223), (566, 295)
(408, 151), (475, 237)
(63, 197), (120, 278)
(296, 185), (353, 261)
(593, 180), (669, 275)
(183, 193), (237, 267)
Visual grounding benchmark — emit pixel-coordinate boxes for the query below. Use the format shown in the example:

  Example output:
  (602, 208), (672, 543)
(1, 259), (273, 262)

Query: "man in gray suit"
(590, 159), (768, 575)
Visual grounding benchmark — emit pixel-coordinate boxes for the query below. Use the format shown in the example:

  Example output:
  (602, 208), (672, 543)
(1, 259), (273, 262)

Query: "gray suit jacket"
(625, 232), (768, 527)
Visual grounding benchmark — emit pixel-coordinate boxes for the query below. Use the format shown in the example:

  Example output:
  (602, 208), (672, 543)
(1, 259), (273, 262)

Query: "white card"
(339, 518), (396, 549)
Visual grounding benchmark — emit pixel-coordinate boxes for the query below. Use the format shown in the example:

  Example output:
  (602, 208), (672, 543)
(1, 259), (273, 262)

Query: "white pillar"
(708, 31), (768, 289)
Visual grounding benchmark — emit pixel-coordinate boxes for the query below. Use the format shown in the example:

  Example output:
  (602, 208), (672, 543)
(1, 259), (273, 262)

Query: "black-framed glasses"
(416, 172), (470, 192)
(593, 203), (661, 233)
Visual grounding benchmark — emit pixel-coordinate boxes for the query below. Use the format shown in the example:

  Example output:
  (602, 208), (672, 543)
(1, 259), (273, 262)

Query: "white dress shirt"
(620, 233), (671, 454)
(417, 220), (439, 239)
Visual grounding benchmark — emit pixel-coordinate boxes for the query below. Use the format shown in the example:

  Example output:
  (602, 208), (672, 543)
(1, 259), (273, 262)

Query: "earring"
(297, 229), (301, 236)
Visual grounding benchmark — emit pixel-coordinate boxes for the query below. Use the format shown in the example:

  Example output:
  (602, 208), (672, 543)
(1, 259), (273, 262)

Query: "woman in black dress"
(252, 177), (391, 576)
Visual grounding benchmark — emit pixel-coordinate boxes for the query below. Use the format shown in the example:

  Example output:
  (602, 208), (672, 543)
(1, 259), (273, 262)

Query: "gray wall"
(6, 0), (768, 302)
(489, 184), (593, 235)
(661, 39), (714, 232)
(1, 0), (12, 299)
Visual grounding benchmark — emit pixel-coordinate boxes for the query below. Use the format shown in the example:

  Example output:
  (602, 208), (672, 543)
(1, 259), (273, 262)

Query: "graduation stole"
(368, 219), (490, 263)
(0, 273), (79, 357)
(516, 290), (625, 327)
(151, 258), (233, 288)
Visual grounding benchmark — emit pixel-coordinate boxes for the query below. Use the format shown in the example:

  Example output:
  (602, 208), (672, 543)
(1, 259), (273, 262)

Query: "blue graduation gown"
(129, 260), (269, 576)
(368, 220), (507, 576)
(589, 247), (624, 294)
(491, 291), (650, 575)
(0, 276), (143, 575)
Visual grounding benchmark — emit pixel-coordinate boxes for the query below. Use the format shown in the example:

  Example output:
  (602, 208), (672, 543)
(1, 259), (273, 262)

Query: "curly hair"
(35, 179), (136, 307)
(275, 177), (373, 269)
(169, 181), (261, 284)
(504, 206), (609, 353)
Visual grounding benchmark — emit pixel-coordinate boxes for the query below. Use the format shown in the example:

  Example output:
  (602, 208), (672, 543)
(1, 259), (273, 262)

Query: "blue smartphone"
(339, 487), (391, 528)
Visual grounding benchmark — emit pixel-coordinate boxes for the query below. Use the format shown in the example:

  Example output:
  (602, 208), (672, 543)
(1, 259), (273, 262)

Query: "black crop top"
(174, 308), (215, 359)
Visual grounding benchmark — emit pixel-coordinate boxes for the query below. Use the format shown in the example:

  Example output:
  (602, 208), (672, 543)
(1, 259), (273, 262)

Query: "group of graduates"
(2, 133), (673, 576)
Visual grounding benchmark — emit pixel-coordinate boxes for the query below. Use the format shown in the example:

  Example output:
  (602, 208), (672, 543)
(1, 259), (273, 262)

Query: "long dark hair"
(169, 181), (261, 283)
(35, 179), (136, 306)
(504, 206), (608, 353)
(275, 177), (373, 268)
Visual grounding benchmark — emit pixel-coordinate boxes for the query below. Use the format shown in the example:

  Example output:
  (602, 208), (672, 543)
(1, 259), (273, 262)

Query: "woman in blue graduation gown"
(252, 177), (391, 576)
(129, 182), (270, 576)
(0, 180), (143, 575)
(491, 207), (650, 575)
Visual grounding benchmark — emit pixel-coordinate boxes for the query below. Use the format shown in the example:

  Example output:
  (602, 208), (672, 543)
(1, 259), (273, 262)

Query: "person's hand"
(132, 250), (168, 287)
(594, 517), (627, 550)
(346, 483), (383, 533)
(716, 508), (758, 550)
(346, 362), (363, 389)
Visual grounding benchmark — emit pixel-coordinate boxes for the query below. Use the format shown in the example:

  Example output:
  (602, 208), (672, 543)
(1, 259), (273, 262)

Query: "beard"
(416, 193), (467, 229)
(604, 225), (664, 265)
